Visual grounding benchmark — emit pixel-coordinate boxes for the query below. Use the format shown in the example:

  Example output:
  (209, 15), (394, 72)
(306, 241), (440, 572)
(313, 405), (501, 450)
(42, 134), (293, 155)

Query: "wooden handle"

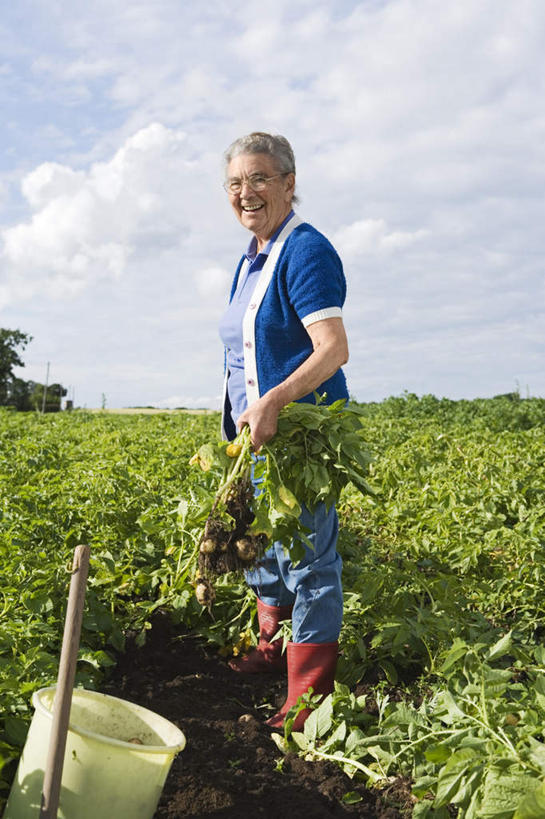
(40, 545), (91, 819)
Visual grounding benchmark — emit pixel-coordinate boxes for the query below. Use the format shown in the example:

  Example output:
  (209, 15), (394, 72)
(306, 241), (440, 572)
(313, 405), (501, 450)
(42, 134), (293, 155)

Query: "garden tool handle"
(40, 544), (91, 819)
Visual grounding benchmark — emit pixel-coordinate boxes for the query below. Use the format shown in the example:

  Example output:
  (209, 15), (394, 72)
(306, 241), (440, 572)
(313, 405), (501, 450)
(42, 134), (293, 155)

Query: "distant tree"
(0, 329), (33, 405)
(6, 378), (35, 411)
(6, 380), (67, 412)
(0, 329), (68, 412)
(46, 383), (68, 412)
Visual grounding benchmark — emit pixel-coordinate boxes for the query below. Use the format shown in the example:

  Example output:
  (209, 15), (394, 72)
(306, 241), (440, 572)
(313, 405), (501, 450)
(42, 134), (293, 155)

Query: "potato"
(200, 538), (217, 554)
(236, 537), (258, 562)
(195, 580), (215, 606)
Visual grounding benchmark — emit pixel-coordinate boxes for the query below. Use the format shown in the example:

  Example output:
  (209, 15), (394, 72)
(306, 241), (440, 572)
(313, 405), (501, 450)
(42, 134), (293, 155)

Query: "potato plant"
(189, 399), (375, 597)
(0, 393), (544, 818)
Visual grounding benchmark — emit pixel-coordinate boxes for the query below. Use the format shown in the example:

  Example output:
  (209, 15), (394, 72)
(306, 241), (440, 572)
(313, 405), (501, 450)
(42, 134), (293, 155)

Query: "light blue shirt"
(219, 211), (295, 429)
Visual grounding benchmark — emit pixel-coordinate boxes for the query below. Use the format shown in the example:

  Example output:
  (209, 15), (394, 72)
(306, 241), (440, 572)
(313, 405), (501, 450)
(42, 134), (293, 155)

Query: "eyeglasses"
(223, 173), (288, 195)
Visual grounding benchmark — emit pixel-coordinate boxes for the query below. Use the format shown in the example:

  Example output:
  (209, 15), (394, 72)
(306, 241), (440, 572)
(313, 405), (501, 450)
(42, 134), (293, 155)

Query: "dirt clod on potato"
(197, 476), (267, 579)
(195, 579), (216, 607)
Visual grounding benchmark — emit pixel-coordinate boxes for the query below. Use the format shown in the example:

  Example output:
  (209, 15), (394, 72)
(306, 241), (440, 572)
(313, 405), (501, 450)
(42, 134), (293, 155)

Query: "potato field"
(1, 393), (545, 818)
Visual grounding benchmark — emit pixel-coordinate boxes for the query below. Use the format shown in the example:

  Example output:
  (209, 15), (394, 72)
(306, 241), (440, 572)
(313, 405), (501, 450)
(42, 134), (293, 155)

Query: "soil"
(102, 611), (414, 819)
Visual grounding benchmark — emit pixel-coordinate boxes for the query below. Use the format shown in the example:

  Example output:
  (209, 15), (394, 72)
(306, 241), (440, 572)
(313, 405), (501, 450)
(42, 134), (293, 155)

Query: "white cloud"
(0, 124), (203, 304)
(152, 394), (222, 410)
(21, 163), (86, 208)
(332, 219), (429, 260)
(1, 0), (544, 405)
(196, 267), (231, 299)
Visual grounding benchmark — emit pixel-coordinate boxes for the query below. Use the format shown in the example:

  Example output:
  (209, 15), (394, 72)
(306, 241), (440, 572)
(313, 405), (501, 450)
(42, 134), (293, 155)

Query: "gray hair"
(224, 132), (300, 205)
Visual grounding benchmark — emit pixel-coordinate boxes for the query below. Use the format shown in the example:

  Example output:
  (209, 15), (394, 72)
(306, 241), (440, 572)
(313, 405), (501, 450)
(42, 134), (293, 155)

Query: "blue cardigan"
(222, 220), (349, 440)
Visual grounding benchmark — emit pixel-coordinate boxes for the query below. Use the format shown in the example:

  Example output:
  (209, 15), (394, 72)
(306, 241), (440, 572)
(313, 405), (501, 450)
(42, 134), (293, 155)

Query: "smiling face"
(226, 152), (295, 250)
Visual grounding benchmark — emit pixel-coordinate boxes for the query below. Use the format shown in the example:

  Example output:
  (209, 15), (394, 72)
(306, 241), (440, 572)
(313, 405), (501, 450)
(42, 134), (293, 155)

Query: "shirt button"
(249, 303), (256, 310)
(247, 378), (255, 386)
(244, 341), (252, 348)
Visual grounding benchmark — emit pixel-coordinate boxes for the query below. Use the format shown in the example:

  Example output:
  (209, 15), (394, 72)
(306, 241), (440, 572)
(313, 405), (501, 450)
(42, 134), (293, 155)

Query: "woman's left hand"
(237, 317), (349, 450)
(237, 392), (282, 450)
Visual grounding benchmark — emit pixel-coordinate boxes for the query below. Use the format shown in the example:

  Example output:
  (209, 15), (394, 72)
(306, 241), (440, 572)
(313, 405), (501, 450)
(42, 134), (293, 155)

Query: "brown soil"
(102, 612), (412, 818)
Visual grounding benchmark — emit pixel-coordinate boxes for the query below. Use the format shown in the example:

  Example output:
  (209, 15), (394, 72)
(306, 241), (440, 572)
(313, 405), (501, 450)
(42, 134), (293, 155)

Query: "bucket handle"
(40, 545), (91, 819)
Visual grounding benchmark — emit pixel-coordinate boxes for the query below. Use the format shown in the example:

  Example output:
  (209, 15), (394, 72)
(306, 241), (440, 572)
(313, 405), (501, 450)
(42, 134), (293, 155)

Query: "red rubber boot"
(228, 599), (292, 673)
(266, 641), (338, 731)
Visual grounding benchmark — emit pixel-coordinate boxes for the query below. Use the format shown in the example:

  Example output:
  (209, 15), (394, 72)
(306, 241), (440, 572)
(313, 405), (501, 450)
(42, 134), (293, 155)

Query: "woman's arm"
(237, 316), (349, 449)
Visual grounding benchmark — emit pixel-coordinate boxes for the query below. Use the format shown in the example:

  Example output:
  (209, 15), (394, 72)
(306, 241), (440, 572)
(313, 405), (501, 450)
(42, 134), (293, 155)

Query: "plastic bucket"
(4, 686), (186, 819)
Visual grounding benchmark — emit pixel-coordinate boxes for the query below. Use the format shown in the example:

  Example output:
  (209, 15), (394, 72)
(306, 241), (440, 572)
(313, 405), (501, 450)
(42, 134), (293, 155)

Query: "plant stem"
(307, 747), (385, 783)
(215, 427), (252, 502)
(173, 536), (199, 586)
(457, 696), (541, 772)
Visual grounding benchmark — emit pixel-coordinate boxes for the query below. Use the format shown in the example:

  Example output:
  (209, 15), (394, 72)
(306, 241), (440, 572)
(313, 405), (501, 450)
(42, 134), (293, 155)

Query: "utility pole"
(41, 361), (50, 414)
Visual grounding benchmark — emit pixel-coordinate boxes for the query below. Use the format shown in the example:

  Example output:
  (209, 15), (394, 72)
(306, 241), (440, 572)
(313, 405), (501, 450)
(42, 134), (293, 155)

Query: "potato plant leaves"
(189, 399), (375, 575)
(1, 393), (545, 817)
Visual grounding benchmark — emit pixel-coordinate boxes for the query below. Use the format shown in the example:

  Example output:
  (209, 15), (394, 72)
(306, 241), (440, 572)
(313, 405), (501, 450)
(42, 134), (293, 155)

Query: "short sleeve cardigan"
(221, 218), (349, 440)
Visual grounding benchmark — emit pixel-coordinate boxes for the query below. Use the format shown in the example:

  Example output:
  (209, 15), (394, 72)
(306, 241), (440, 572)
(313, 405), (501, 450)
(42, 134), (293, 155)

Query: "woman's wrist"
(265, 384), (291, 414)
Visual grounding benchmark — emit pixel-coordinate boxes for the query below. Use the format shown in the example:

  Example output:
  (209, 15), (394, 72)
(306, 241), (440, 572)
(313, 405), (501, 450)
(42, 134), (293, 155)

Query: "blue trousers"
(244, 501), (344, 643)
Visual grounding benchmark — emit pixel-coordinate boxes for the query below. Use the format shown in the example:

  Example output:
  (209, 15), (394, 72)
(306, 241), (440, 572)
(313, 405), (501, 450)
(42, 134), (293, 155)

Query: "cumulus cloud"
(0, 124), (201, 304)
(331, 219), (429, 260)
(1, 0), (544, 405)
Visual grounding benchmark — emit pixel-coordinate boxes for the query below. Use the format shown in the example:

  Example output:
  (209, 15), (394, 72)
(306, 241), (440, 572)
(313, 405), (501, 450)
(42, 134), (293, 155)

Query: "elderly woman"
(218, 132), (349, 730)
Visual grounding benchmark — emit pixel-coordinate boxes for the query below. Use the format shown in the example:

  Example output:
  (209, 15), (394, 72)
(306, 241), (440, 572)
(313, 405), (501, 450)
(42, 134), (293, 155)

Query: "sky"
(1, 0), (543, 409)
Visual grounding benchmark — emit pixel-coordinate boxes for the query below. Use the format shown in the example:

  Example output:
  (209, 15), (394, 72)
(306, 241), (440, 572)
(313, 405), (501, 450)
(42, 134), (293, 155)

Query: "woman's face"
(226, 152), (295, 247)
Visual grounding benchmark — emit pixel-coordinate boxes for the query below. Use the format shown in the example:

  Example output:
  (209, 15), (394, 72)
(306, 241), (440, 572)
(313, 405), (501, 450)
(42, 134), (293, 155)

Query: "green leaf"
(425, 743), (452, 764)
(482, 667), (512, 698)
(4, 716), (29, 747)
(313, 695), (334, 737)
(177, 498), (189, 521)
(342, 791), (363, 804)
(413, 803), (451, 819)
(527, 738), (545, 773)
(535, 676), (545, 695)
(379, 659), (398, 684)
(382, 703), (427, 729)
(412, 775), (438, 799)
(269, 732), (288, 754)
(272, 485), (302, 518)
(513, 779), (545, 819)
(534, 676), (545, 713)
(479, 770), (534, 818)
(534, 646), (545, 666)
(249, 502), (273, 538)
(433, 689), (466, 725)
(278, 484), (299, 509)
(290, 731), (308, 751)
(24, 591), (54, 615)
(345, 727), (366, 755)
(433, 749), (481, 807)
(440, 640), (470, 673)
(485, 630), (512, 662)
(78, 649), (116, 669)
(195, 442), (216, 471)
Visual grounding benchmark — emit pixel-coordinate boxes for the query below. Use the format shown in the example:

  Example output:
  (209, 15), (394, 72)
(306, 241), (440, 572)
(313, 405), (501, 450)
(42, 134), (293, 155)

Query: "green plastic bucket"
(4, 686), (186, 819)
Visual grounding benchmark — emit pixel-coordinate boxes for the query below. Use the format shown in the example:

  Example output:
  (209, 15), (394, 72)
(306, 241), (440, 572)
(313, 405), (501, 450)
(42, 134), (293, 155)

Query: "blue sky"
(1, 0), (543, 408)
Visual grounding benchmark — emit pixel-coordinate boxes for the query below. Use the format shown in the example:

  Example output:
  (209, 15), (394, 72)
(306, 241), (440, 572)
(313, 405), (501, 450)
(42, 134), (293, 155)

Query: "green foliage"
(0, 392), (544, 818)
(0, 327), (66, 411)
(276, 638), (545, 819)
(0, 328), (32, 406)
(190, 399), (375, 563)
(300, 393), (545, 818)
(0, 409), (251, 800)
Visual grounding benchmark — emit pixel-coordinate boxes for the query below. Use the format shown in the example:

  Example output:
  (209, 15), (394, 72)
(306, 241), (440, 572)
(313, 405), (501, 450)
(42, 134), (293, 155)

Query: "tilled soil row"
(102, 612), (409, 818)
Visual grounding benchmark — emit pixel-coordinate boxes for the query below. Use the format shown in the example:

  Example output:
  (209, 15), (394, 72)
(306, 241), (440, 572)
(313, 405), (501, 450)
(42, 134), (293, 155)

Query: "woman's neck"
(254, 209), (293, 253)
